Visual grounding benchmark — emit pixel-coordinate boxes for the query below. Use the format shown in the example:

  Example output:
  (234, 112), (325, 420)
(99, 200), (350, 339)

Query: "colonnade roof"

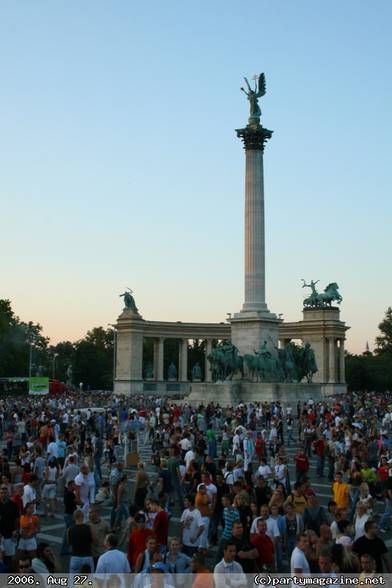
(116, 315), (232, 339)
(116, 309), (349, 340)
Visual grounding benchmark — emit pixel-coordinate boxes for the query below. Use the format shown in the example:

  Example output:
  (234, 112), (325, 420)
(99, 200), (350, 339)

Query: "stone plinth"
(186, 382), (241, 406)
(184, 380), (344, 407)
(231, 312), (281, 357)
(114, 308), (144, 395)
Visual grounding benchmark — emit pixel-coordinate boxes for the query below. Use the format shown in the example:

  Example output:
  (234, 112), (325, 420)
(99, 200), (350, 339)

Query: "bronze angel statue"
(241, 73), (266, 124)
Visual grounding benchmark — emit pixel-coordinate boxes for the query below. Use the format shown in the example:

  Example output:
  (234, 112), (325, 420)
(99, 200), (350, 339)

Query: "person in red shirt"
(313, 435), (326, 478)
(255, 432), (265, 460)
(301, 477), (316, 499)
(11, 484), (24, 516)
(127, 513), (154, 569)
(251, 518), (275, 571)
(378, 457), (390, 487)
(295, 448), (309, 483)
(150, 498), (169, 552)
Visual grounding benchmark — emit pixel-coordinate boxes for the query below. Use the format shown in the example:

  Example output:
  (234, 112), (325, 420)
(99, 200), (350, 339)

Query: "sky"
(1, 0), (391, 354)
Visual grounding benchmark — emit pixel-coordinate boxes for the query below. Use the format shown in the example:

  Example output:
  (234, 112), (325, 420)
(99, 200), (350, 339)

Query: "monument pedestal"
(186, 382), (241, 406)
(231, 311), (281, 356)
(184, 381), (341, 407)
(114, 307), (144, 396)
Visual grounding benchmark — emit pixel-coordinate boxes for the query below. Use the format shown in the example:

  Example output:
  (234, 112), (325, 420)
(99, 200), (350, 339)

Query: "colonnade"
(328, 337), (345, 384)
(149, 337), (214, 382)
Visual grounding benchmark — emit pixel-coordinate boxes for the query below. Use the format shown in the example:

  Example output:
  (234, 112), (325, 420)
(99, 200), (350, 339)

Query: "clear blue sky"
(1, 0), (391, 353)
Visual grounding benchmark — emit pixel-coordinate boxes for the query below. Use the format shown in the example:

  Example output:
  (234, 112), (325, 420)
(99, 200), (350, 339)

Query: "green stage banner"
(28, 376), (49, 395)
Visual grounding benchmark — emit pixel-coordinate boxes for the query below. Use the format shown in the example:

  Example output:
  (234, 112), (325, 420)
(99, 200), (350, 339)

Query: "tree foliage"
(0, 300), (114, 390)
(73, 327), (114, 390)
(375, 306), (392, 355)
(0, 300), (49, 377)
(346, 306), (392, 391)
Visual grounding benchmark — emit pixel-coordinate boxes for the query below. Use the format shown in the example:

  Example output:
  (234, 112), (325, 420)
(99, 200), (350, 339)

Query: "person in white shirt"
(47, 437), (58, 459)
(291, 533), (310, 576)
(184, 449), (196, 470)
(232, 432), (241, 456)
(214, 542), (246, 588)
(64, 447), (79, 469)
(250, 506), (280, 544)
(61, 456), (80, 486)
(354, 502), (369, 540)
(74, 464), (95, 521)
(202, 474), (217, 511)
(180, 496), (204, 555)
(96, 534), (130, 573)
(23, 476), (39, 513)
(179, 436), (192, 453)
(257, 458), (272, 482)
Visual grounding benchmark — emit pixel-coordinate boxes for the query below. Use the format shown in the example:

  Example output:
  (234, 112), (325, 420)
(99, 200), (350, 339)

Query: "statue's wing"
(257, 73), (266, 97)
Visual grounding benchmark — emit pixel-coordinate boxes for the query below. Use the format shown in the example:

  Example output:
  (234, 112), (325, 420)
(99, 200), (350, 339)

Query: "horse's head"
(325, 282), (339, 292)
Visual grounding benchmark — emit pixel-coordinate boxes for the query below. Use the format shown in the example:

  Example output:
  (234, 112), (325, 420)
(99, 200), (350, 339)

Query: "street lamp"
(52, 353), (59, 379)
(108, 323), (117, 392)
(28, 342), (33, 379)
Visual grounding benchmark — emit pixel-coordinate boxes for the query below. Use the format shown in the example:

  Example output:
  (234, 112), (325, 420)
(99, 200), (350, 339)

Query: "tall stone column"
(205, 339), (212, 382)
(180, 339), (188, 381)
(236, 124), (272, 313)
(231, 121), (280, 357)
(339, 339), (345, 383)
(328, 337), (336, 383)
(157, 337), (164, 381)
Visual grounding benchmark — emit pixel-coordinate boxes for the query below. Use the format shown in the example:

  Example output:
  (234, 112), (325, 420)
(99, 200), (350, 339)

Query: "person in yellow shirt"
(284, 482), (308, 515)
(332, 472), (350, 509)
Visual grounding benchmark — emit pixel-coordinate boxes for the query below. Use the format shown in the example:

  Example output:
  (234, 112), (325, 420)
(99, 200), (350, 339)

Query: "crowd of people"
(0, 389), (390, 582)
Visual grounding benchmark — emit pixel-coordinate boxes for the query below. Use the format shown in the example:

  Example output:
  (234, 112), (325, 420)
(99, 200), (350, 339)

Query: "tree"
(0, 299), (49, 377)
(375, 307), (392, 355)
(73, 327), (114, 390)
(49, 341), (75, 381)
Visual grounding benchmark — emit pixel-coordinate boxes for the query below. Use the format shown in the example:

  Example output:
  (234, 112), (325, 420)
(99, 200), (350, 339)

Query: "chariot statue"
(302, 280), (342, 308)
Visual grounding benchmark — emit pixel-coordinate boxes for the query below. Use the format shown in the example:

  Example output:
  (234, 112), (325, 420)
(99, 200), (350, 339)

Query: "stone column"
(328, 337), (336, 383)
(205, 339), (213, 382)
(180, 339), (188, 381)
(339, 339), (345, 383)
(236, 124), (272, 314)
(157, 337), (164, 381)
(153, 339), (159, 380)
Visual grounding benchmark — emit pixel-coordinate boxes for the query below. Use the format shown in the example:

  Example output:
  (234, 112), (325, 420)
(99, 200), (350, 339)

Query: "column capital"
(236, 124), (273, 151)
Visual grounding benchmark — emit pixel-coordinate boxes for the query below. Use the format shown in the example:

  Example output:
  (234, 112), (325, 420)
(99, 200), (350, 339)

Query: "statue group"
(302, 280), (342, 308)
(207, 342), (244, 382)
(208, 340), (317, 384)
